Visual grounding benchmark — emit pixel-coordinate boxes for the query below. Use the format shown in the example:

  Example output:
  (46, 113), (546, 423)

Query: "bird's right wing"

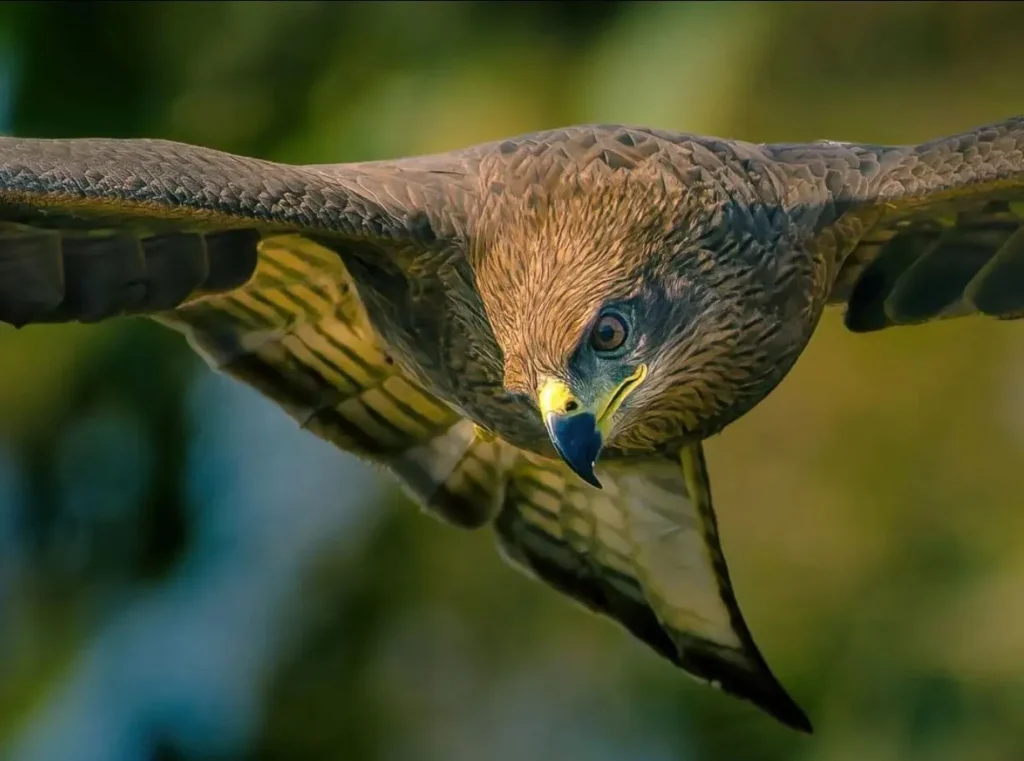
(0, 136), (521, 530)
(494, 443), (811, 732)
(0, 135), (472, 325)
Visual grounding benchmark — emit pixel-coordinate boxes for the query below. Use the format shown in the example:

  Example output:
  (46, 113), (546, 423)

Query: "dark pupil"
(593, 315), (625, 350)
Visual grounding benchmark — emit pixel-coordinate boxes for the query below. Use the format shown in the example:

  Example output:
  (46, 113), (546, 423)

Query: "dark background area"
(1, 2), (1023, 760)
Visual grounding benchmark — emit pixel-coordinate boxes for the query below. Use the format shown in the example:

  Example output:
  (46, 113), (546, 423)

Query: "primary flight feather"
(0, 116), (1022, 732)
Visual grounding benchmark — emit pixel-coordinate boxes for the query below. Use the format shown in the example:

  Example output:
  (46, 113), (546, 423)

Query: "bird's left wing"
(766, 116), (1024, 333)
(494, 442), (811, 732)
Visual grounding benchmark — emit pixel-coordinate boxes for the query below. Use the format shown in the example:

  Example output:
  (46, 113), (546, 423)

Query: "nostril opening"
(565, 400), (579, 412)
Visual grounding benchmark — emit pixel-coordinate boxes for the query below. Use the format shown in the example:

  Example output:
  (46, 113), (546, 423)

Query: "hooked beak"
(537, 365), (647, 488)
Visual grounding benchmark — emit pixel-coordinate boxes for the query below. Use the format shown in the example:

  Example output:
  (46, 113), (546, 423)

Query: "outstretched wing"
(494, 443), (811, 732)
(0, 136), (471, 325)
(768, 116), (1024, 332)
(0, 136), (531, 531)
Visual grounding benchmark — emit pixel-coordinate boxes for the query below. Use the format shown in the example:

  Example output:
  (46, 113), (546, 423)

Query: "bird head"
(477, 166), (815, 487)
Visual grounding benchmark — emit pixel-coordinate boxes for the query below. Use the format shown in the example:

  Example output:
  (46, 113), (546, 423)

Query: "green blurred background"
(0, 2), (1023, 759)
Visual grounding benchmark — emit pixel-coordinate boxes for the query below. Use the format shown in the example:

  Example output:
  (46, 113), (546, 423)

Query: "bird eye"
(589, 311), (629, 354)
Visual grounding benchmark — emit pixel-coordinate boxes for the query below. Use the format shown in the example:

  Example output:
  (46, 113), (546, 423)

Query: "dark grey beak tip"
(543, 412), (604, 489)
(579, 469), (603, 490)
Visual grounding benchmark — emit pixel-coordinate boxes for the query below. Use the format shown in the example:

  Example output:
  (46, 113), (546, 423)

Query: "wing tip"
(759, 679), (813, 734)
(677, 643), (812, 733)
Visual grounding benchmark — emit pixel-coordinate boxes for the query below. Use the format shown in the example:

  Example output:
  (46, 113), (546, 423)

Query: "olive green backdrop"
(0, 2), (1023, 760)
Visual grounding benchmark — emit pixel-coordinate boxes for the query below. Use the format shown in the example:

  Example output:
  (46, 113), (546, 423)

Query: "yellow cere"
(537, 377), (578, 416)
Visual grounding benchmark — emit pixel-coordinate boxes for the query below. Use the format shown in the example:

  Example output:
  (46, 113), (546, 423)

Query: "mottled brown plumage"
(0, 116), (1022, 732)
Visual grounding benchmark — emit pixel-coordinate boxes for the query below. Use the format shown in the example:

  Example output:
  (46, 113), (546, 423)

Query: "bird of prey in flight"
(0, 116), (1021, 733)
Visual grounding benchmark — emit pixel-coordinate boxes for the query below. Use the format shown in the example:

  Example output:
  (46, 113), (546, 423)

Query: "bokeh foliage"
(1, 2), (1023, 760)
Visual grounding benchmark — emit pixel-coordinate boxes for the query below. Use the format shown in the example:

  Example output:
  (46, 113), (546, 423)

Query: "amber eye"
(589, 311), (629, 354)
